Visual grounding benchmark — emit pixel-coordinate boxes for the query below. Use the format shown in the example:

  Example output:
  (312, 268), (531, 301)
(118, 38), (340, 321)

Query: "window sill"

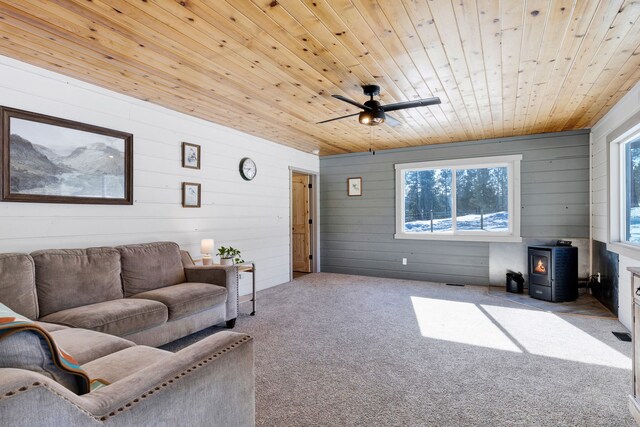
(607, 242), (640, 260)
(394, 232), (523, 243)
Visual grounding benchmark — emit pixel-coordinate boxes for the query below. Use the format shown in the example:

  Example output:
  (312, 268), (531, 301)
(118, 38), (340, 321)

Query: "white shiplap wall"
(591, 81), (640, 330)
(0, 56), (319, 295)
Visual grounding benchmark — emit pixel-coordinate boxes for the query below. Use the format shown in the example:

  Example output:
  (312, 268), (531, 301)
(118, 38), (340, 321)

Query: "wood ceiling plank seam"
(0, 10), (356, 155)
(72, 0), (378, 154)
(522, 0), (577, 134)
(165, 3), (392, 152)
(450, 0), (496, 138)
(9, 0), (328, 131)
(138, 0), (366, 123)
(512, 0), (552, 135)
(500, 0), (526, 137)
(529, 0), (601, 132)
(575, 57), (640, 129)
(426, 0), (487, 139)
(566, 26), (640, 129)
(476, 0), (505, 138)
(586, 57), (640, 126)
(399, 0), (477, 140)
(326, 0), (445, 142)
(374, 0), (461, 139)
(252, 0), (428, 145)
(58, 0), (367, 152)
(98, 0), (357, 129)
(0, 38), (321, 153)
(310, 0), (454, 144)
(208, 0), (412, 150)
(554, 1), (640, 130)
(216, 0), (375, 105)
(541, 0), (625, 132)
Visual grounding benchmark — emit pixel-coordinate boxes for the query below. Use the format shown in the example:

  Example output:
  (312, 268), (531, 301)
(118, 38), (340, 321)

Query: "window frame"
(394, 154), (522, 242)
(608, 123), (640, 256)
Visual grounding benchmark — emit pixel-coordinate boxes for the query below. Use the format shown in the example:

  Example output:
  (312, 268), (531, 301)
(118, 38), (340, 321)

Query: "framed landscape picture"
(182, 142), (200, 169)
(182, 182), (201, 208)
(1, 107), (133, 204)
(348, 177), (362, 196)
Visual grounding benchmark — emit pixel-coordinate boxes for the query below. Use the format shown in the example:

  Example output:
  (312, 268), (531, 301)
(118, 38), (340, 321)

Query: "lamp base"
(202, 256), (212, 266)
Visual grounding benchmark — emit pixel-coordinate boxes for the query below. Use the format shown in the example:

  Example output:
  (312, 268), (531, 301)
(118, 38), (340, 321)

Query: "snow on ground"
(405, 211), (508, 233)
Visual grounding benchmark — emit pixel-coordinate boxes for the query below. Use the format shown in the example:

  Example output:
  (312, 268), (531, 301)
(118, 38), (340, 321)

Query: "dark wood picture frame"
(182, 182), (201, 208)
(1, 107), (133, 205)
(182, 142), (201, 169)
(347, 177), (362, 196)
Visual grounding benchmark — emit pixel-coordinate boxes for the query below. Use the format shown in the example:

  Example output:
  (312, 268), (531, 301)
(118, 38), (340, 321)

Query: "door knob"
(636, 288), (640, 296)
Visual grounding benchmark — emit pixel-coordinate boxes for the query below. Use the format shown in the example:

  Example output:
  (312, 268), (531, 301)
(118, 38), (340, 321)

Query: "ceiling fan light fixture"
(359, 110), (384, 126)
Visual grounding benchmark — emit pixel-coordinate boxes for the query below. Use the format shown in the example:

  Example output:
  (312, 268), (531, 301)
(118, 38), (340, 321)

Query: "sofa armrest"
(184, 265), (239, 321)
(0, 332), (254, 427)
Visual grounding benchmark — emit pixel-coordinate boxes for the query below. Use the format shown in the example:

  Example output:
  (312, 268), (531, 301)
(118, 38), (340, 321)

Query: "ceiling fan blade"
(384, 113), (402, 127)
(382, 97), (441, 112)
(332, 94), (372, 111)
(316, 112), (360, 124)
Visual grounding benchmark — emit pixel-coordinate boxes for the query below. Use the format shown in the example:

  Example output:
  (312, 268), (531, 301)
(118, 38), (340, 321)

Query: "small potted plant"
(217, 246), (244, 265)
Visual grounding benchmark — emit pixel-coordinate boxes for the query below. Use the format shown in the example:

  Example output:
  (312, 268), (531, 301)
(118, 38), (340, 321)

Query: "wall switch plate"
(402, 258), (407, 265)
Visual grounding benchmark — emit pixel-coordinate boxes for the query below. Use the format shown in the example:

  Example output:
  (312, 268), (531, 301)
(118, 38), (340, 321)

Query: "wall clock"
(239, 157), (257, 181)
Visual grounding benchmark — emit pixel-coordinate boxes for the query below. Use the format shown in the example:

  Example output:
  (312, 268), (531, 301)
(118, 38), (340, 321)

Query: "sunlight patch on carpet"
(411, 296), (521, 353)
(482, 305), (631, 370)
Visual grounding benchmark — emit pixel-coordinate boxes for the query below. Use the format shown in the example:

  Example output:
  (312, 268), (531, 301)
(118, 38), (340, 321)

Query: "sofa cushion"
(0, 253), (38, 319)
(32, 248), (123, 318)
(50, 328), (136, 365)
(129, 283), (227, 320)
(40, 299), (168, 337)
(117, 242), (186, 297)
(82, 346), (172, 383)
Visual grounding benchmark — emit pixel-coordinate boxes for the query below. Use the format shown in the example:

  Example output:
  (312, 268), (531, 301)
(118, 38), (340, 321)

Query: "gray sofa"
(0, 241), (255, 426)
(1, 241), (239, 347)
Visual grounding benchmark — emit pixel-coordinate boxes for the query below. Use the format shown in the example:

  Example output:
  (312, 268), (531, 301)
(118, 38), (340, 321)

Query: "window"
(395, 155), (522, 242)
(622, 136), (640, 244)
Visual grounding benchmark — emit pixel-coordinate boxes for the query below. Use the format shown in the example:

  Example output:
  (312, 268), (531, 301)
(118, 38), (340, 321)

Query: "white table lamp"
(200, 239), (214, 265)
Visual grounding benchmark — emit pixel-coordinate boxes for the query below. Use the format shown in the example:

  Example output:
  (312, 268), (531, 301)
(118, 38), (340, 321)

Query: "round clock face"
(240, 157), (257, 181)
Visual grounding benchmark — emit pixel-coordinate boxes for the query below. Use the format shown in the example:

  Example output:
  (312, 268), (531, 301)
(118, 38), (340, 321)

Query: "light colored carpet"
(488, 286), (616, 318)
(162, 273), (634, 426)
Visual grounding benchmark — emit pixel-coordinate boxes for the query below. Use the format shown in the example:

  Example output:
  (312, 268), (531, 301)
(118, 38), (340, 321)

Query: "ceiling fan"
(317, 85), (441, 127)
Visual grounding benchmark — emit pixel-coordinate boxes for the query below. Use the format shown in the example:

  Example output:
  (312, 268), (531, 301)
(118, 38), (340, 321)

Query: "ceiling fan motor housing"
(362, 84), (381, 97)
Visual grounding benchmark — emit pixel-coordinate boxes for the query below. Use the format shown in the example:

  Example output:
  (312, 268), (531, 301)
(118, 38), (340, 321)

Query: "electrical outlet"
(402, 258), (407, 265)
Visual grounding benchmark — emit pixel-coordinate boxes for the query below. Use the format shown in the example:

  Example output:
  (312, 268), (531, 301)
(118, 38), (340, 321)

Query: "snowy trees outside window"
(624, 138), (640, 243)
(395, 155), (522, 242)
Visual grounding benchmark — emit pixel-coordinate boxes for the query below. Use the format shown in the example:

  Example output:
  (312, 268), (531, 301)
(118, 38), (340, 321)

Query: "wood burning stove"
(528, 245), (578, 302)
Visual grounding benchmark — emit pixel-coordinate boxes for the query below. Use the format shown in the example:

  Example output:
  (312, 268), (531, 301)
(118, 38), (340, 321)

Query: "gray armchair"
(0, 331), (255, 426)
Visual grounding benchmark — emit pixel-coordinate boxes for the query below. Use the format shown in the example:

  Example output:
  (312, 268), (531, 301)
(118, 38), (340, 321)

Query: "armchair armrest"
(0, 332), (254, 426)
(184, 265), (239, 322)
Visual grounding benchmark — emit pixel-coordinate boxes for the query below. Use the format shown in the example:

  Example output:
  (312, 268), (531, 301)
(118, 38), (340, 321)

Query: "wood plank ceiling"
(0, 1), (638, 155)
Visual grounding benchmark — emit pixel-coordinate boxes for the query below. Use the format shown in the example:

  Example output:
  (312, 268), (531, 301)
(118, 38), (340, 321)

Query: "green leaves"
(216, 246), (244, 264)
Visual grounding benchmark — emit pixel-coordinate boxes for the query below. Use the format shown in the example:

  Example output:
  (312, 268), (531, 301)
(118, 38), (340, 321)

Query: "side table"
(237, 262), (256, 316)
(191, 259), (256, 316)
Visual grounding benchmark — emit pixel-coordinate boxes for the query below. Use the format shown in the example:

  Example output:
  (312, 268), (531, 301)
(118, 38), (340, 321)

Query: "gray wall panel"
(320, 130), (590, 285)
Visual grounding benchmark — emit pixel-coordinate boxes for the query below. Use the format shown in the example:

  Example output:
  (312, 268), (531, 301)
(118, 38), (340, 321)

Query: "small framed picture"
(182, 182), (201, 208)
(182, 142), (201, 169)
(347, 177), (362, 197)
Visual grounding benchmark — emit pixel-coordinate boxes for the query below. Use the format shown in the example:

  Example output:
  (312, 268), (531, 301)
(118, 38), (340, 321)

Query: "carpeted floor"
(162, 273), (635, 426)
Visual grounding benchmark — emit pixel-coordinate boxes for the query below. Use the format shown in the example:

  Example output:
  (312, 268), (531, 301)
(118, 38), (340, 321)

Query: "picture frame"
(347, 177), (362, 197)
(182, 142), (200, 169)
(1, 107), (133, 205)
(182, 182), (201, 208)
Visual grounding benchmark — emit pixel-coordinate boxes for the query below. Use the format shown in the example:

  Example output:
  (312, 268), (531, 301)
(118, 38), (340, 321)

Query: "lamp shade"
(200, 239), (214, 255)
